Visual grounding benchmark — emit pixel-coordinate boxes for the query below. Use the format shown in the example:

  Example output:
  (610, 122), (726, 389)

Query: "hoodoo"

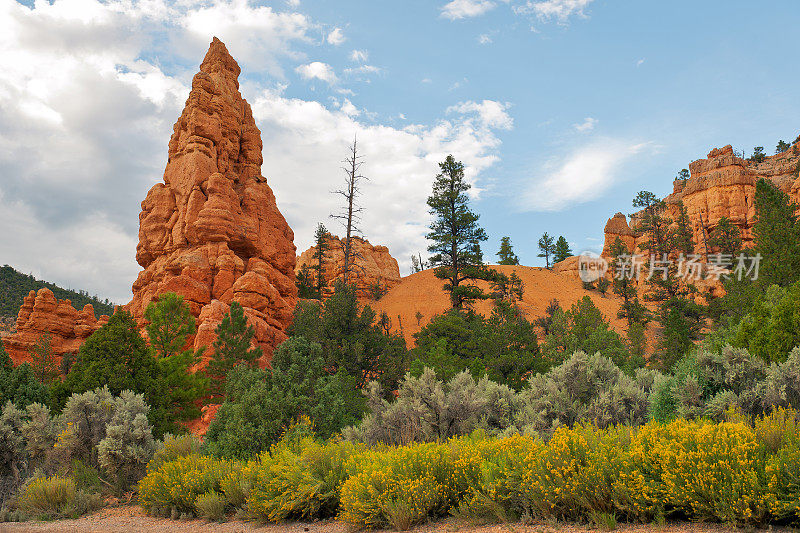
(127, 37), (297, 364)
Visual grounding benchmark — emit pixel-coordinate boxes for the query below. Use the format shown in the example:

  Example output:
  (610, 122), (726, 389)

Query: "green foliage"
(553, 236), (572, 265)
(496, 236), (519, 265)
(57, 387), (115, 469)
(0, 360), (50, 409)
(29, 334), (57, 384)
(750, 146), (766, 162)
(144, 292), (195, 359)
(514, 351), (653, 435)
(22, 403), (57, 470)
(753, 178), (800, 287)
(776, 140), (791, 153)
(653, 296), (704, 371)
(541, 296), (635, 371)
(312, 223), (330, 298)
(0, 264), (114, 320)
(537, 232), (556, 268)
(296, 263), (318, 299)
(288, 282), (407, 391)
(672, 201), (694, 255)
(345, 369), (517, 445)
(205, 337), (365, 459)
(708, 216), (742, 256)
(735, 282), (800, 363)
(97, 390), (156, 491)
(247, 435), (360, 522)
(676, 168), (690, 181)
(426, 155), (490, 309)
(147, 433), (202, 474)
(412, 305), (543, 389)
(205, 301), (262, 398)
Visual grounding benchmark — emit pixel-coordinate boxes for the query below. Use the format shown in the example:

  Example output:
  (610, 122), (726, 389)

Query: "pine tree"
(496, 236), (520, 265)
(672, 201), (694, 256)
(296, 263), (318, 299)
(144, 292), (195, 359)
(751, 146), (766, 163)
(708, 217), (742, 256)
(776, 140), (791, 153)
(331, 137), (367, 286)
(753, 178), (800, 287)
(609, 237), (648, 327)
(553, 236), (572, 264)
(206, 302), (262, 397)
(676, 169), (690, 181)
(426, 155), (490, 309)
(410, 255), (421, 273)
(632, 191), (672, 257)
(537, 232), (556, 268)
(312, 223), (330, 298)
(29, 333), (57, 384)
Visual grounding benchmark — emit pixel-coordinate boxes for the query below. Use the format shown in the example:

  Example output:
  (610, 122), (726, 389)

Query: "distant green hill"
(0, 265), (116, 319)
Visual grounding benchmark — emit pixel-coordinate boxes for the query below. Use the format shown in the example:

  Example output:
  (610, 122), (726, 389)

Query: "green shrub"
(247, 436), (361, 522)
(148, 433), (202, 474)
(19, 476), (76, 517)
(138, 454), (236, 517)
(97, 390), (156, 491)
(0, 402), (25, 501)
(346, 369), (517, 446)
(514, 351), (649, 434)
(22, 403), (57, 470)
(195, 490), (227, 521)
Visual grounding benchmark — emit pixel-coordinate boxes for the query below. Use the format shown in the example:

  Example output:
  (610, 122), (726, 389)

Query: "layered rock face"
(127, 38), (297, 364)
(295, 235), (400, 299)
(602, 143), (800, 256)
(3, 288), (108, 365)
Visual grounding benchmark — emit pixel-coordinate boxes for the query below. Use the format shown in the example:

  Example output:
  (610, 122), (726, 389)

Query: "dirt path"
(0, 507), (780, 533)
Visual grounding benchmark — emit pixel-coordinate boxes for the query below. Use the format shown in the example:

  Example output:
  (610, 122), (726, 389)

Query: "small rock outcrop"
(126, 38), (297, 364)
(295, 235), (400, 299)
(602, 142), (800, 256)
(2, 288), (108, 365)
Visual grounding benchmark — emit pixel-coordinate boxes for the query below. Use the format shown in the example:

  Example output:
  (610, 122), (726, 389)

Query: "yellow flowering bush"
(339, 440), (482, 529)
(138, 453), (237, 516)
(247, 436), (362, 522)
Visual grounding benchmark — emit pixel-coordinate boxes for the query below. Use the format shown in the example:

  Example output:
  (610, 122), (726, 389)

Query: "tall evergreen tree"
(496, 236), (520, 265)
(426, 155), (490, 309)
(553, 236), (573, 264)
(672, 201), (694, 256)
(708, 217), (742, 256)
(537, 232), (556, 268)
(753, 178), (800, 287)
(776, 140), (791, 153)
(312, 223), (330, 298)
(296, 263), (318, 299)
(144, 292), (195, 359)
(206, 302), (262, 398)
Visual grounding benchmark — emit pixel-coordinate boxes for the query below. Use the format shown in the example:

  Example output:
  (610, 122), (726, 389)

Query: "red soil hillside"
(369, 265), (648, 348)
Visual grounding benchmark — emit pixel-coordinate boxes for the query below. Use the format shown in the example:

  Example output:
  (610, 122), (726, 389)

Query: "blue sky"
(1, 0), (799, 302)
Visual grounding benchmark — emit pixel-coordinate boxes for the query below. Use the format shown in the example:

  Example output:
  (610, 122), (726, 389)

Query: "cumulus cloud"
(0, 0), (511, 301)
(446, 100), (513, 130)
(518, 140), (651, 212)
(573, 116), (597, 132)
(295, 61), (338, 83)
(327, 27), (345, 45)
(514, 0), (594, 23)
(441, 0), (495, 20)
(478, 34), (493, 44)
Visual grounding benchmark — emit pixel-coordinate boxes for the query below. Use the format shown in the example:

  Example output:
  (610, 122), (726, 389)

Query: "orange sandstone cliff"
(126, 38), (297, 365)
(602, 143), (800, 256)
(3, 288), (108, 365)
(295, 235), (400, 299)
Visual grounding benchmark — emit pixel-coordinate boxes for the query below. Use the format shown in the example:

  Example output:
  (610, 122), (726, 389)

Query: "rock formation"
(126, 37), (297, 365)
(2, 288), (108, 365)
(295, 235), (400, 299)
(602, 142), (800, 256)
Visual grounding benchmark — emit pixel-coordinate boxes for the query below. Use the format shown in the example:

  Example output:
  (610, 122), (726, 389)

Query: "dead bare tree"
(331, 136), (368, 286)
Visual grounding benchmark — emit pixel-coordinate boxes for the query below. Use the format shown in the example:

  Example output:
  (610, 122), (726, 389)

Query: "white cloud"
(441, 0), (495, 20)
(478, 33), (492, 44)
(252, 93), (510, 270)
(350, 49), (368, 62)
(519, 140), (651, 212)
(573, 116), (597, 132)
(447, 100), (513, 130)
(421, 77), (433, 84)
(636, 58), (645, 67)
(327, 27), (345, 45)
(0, 0), (511, 300)
(515, 0), (593, 23)
(295, 61), (338, 83)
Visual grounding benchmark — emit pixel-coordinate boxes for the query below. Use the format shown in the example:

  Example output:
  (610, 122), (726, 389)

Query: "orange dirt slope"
(368, 265), (645, 348)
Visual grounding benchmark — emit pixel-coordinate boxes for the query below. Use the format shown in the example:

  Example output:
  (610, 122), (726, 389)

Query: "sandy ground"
(0, 506), (780, 533)
(368, 266), (658, 348)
